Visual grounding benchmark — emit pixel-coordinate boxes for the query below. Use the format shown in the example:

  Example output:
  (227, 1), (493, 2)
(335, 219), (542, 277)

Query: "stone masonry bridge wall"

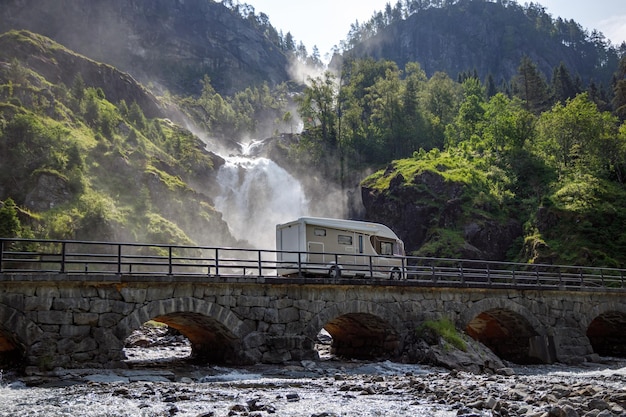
(0, 274), (625, 371)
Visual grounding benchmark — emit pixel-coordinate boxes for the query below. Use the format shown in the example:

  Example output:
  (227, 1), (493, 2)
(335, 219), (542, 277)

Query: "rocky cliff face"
(337, 1), (617, 87)
(0, 0), (291, 95)
(361, 168), (522, 260)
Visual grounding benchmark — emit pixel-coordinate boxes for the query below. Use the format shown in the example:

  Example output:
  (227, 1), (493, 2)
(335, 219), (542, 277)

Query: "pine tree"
(551, 62), (577, 104)
(612, 56), (626, 120)
(513, 56), (551, 114)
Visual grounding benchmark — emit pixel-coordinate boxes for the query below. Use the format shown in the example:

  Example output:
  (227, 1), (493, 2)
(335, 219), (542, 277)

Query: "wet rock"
(286, 392), (300, 402)
(587, 398), (610, 411)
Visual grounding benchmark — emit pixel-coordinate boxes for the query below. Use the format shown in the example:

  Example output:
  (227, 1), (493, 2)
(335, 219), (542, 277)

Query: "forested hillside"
(0, 31), (235, 246)
(337, 0), (623, 90)
(0, 0), (298, 96)
(295, 54), (626, 266)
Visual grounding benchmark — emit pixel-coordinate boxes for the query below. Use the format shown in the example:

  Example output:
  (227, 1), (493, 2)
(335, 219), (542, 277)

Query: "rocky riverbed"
(1, 356), (625, 416)
(1, 324), (625, 416)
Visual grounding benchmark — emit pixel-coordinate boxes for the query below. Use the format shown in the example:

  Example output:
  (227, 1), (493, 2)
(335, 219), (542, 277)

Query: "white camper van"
(276, 217), (405, 279)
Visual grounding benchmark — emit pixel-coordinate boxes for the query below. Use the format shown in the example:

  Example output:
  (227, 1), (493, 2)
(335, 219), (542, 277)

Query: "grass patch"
(418, 318), (467, 352)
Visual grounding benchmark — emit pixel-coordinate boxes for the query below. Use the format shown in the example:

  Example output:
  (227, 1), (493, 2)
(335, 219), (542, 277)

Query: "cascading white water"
(214, 140), (309, 249)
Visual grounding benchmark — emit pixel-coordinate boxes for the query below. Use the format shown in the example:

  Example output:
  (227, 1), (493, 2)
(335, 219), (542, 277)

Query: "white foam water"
(214, 141), (309, 249)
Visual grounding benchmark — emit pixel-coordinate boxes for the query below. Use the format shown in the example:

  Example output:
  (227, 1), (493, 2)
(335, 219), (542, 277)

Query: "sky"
(244, 0), (626, 61)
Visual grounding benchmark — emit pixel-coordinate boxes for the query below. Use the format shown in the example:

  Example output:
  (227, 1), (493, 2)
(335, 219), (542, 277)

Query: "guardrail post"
(215, 248), (220, 277)
(369, 256), (373, 278)
(168, 246), (173, 275)
(257, 250), (262, 277)
(297, 252), (302, 277)
(486, 264), (491, 285)
(579, 269), (584, 287)
(459, 263), (464, 284)
(60, 242), (66, 273)
(0, 240), (3, 273)
(117, 244), (122, 275)
(536, 266), (540, 287)
(600, 270), (604, 288)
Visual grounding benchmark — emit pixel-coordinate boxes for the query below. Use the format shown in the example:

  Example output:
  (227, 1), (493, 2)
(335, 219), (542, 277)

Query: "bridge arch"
(460, 298), (549, 364)
(116, 297), (252, 364)
(583, 302), (626, 357)
(304, 300), (405, 360)
(0, 303), (44, 366)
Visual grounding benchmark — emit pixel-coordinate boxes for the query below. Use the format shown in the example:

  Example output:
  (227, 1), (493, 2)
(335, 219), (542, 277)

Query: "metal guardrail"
(0, 238), (625, 291)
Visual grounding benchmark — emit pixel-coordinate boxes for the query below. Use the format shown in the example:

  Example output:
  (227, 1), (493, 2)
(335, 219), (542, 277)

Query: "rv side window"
(380, 241), (393, 256)
(314, 228), (326, 236)
(338, 235), (352, 245)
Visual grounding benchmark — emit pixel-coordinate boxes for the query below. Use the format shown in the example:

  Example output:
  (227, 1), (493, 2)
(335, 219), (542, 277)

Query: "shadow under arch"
(461, 298), (552, 364)
(304, 300), (404, 360)
(116, 297), (252, 364)
(0, 303), (44, 367)
(584, 302), (626, 357)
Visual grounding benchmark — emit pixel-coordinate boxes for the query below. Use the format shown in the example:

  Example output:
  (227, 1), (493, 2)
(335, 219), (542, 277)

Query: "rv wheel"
(329, 266), (341, 278)
(390, 268), (402, 280)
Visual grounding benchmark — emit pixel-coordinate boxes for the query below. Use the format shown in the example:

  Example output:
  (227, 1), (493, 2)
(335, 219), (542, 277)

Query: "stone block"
(96, 287), (123, 301)
(38, 310), (73, 325)
(72, 352), (95, 362)
(98, 313), (123, 328)
(268, 324), (286, 336)
(272, 298), (294, 309)
(53, 297), (90, 311)
(75, 337), (98, 353)
(263, 308), (279, 323)
(80, 286), (100, 298)
(173, 284), (194, 298)
(57, 287), (85, 298)
(91, 299), (112, 314)
(57, 338), (77, 354)
(120, 287), (147, 303)
(24, 296), (51, 311)
(242, 332), (265, 349)
(60, 325), (91, 338)
(238, 295), (270, 308)
(74, 312), (99, 326)
(278, 307), (300, 323)
(146, 286), (174, 300)
(36, 286), (60, 299)
(248, 307), (266, 321)
(111, 300), (134, 315)
(262, 350), (291, 364)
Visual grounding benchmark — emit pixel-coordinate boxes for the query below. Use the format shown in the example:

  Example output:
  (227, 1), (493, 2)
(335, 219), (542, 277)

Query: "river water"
(1, 348), (625, 417)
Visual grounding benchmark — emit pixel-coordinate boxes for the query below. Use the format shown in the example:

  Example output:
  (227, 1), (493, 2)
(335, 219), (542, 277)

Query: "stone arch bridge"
(0, 275), (625, 371)
(0, 239), (625, 371)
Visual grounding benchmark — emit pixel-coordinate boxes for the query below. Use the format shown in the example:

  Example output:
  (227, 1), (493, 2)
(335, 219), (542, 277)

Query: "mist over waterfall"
(214, 141), (309, 249)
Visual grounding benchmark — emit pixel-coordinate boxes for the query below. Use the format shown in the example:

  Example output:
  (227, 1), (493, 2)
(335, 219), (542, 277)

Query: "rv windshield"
(371, 236), (404, 257)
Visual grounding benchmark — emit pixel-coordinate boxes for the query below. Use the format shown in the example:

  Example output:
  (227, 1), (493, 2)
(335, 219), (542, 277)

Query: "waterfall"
(214, 140), (309, 249)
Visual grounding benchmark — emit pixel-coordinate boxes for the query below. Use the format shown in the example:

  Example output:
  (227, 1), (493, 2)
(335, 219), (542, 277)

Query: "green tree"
(0, 198), (21, 238)
(535, 93), (616, 177)
(551, 62), (578, 104)
(446, 77), (486, 147)
(366, 66), (404, 159)
(483, 94), (535, 152)
(613, 56), (626, 120)
(297, 71), (338, 146)
(513, 56), (551, 114)
(420, 71), (461, 149)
